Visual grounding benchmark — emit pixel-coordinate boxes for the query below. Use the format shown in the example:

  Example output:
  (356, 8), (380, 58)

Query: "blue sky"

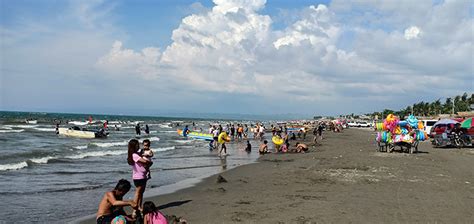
(1, 0), (472, 118)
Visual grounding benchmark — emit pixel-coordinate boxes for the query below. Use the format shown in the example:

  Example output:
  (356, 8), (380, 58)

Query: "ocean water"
(0, 111), (261, 223)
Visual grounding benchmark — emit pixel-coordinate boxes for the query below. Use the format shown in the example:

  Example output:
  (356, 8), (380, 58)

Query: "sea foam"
(0, 129), (25, 133)
(91, 141), (128, 148)
(0, 162), (29, 171)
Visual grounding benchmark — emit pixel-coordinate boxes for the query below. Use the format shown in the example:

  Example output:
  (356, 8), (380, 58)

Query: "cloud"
(96, 0), (472, 114)
(2, 0), (472, 115)
(404, 26), (421, 40)
(97, 41), (161, 79)
(273, 5), (340, 49)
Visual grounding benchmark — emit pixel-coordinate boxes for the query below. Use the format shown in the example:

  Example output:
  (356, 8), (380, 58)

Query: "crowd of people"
(95, 121), (329, 223)
(202, 121), (328, 156)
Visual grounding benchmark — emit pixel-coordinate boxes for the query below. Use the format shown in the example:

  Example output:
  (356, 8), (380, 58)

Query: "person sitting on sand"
(96, 179), (136, 224)
(259, 140), (269, 155)
(142, 201), (187, 224)
(142, 201), (168, 224)
(295, 142), (308, 153)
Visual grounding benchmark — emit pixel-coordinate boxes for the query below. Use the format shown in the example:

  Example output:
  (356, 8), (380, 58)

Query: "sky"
(0, 0), (473, 118)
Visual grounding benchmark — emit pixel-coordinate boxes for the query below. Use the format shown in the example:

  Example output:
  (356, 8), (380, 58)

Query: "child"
(244, 140), (251, 152)
(280, 140), (289, 153)
(142, 201), (168, 224)
(143, 201), (187, 224)
(259, 140), (269, 155)
(142, 139), (154, 179)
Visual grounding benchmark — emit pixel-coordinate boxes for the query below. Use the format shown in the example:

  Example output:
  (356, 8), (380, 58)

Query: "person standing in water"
(135, 123), (141, 136)
(182, 125), (190, 137)
(144, 124), (150, 135)
(245, 140), (251, 153)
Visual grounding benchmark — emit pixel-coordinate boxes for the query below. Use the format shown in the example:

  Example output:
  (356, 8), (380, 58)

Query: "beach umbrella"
(433, 119), (459, 127)
(461, 117), (474, 128)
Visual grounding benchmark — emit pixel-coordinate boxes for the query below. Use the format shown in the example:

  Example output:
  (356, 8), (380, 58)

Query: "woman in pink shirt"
(127, 139), (153, 213)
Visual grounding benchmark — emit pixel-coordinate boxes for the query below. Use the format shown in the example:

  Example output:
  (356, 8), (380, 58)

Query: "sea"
(0, 111), (262, 223)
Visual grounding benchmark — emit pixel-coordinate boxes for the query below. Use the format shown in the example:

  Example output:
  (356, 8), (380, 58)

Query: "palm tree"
(432, 99), (442, 115)
(454, 95), (462, 113)
(423, 102), (430, 116)
(461, 92), (468, 102)
(444, 98), (453, 114)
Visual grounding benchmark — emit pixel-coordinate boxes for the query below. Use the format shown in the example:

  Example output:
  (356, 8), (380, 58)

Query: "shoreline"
(72, 159), (258, 223)
(77, 129), (474, 223)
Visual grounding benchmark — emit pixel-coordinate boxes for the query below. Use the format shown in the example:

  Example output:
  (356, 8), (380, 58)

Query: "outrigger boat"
(25, 119), (37, 124)
(58, 126), (108, 139)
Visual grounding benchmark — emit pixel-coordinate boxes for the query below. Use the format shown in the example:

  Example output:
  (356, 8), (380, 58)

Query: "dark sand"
(79, 129), (474, 223)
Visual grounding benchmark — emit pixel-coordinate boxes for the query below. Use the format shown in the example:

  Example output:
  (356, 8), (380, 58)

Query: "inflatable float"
(272, 136), (284, 145)
(177, 129), (213, 141)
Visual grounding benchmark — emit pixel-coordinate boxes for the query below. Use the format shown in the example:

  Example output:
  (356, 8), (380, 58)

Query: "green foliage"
(367, 92), (472, 118)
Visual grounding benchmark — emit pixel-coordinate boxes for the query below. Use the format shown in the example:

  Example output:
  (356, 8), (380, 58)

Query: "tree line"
(370, 92), (473, 119)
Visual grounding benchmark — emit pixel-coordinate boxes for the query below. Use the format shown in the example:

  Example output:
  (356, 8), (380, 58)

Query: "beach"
(78, 128), (474, 223)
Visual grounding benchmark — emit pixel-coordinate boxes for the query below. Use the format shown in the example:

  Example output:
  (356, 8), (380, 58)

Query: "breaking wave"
(0, 129), (24, 133)
(90, 141), (128, 148)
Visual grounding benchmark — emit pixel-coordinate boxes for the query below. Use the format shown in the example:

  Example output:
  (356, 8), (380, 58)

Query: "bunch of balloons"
(375, 114), (428, 143)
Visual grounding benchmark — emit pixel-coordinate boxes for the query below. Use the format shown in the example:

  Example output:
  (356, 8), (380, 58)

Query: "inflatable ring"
(376, 132), (382, 142)
(272, 136), (284, 145)
(406, 115), (418, 128)
(418, 121), (424, 130)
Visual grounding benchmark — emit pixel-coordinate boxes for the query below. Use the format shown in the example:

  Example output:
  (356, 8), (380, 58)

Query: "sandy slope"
(80, 129), (474, 223)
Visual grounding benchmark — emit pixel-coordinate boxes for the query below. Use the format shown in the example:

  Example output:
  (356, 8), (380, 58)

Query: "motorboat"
(25, 119), (37, 124)
(58, 126), (108, 139)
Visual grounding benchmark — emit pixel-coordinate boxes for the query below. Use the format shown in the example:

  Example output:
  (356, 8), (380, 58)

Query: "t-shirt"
(132, 153), (147, 180)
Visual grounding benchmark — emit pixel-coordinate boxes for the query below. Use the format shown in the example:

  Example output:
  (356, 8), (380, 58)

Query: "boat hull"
(58, 128), (102, 139)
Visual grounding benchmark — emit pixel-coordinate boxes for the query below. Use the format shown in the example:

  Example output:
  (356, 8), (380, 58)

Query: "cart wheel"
(388, 144), (394, 153)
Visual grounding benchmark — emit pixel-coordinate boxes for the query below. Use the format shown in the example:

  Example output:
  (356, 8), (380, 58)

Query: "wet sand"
(79, 129), (474, 223)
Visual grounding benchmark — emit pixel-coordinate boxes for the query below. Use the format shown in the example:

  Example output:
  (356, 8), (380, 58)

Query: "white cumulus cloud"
(97, 41), (161, 79)
(95, 0), (473, 112)
(404, 26), (421, 40)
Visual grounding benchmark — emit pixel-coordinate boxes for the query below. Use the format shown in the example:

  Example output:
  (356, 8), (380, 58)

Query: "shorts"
(97, 215), (114, 224)
(133, 179), (147, 187)
(213, 136), (218, 141)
